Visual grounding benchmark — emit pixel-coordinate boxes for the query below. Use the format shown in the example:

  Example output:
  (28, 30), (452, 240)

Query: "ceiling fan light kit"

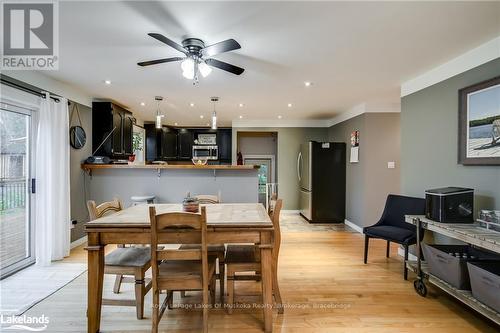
(138, 33), (244, 84)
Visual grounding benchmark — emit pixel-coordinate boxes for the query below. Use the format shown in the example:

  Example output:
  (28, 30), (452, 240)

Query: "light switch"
(387, 161), (396, 169)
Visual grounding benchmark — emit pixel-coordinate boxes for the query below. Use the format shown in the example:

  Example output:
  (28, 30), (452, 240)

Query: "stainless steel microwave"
(192, 145), (218, 160)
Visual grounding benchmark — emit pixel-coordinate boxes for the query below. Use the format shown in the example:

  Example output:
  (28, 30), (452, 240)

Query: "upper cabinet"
(92, 102), (133, 158)
(178, 128), (194, 160)
(217, 129), (232, 162)
(144, 124), (178, 161)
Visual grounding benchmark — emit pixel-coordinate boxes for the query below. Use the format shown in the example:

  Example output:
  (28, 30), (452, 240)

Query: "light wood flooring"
(23, 214), (498, 332)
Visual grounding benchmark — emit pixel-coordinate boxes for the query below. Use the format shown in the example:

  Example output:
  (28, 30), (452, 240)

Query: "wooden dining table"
(85, 203), (275, 333)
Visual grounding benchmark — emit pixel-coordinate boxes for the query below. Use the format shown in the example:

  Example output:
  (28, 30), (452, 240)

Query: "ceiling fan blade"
(202, 39), (241, 57)
(137, 57), (184, 67)
(148, 33), (187, 54)
(205, 58), (244, 75)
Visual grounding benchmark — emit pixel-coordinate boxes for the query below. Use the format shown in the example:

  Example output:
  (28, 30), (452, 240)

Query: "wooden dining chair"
(86, 198), (152, 319)
(225, 199), (284, 314)
(149, 206), (217, 333)
(180, 194), (225, 303)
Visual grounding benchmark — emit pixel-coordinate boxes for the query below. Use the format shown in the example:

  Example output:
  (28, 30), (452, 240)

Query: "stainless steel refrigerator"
(298, 141), (346, 223)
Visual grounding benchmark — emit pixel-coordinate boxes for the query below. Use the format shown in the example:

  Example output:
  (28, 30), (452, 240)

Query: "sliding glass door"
(0, 104), (35, 278)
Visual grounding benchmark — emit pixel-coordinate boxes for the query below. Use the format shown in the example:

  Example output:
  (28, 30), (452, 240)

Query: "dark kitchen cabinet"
(178, 129), (194, 160)
(217, 129), (232, 162)
(144, 124), (178, 161)
(92, 102), (133, 158)
(161, 126), (178, 160)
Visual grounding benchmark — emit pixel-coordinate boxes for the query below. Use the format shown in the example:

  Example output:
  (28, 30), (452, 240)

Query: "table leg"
(260, 231), (273, 333)
(86, 233), (104, 333)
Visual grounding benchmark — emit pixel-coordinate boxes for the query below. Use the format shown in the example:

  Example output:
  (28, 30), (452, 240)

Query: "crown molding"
(231, 119), (328, 128)
(401, 35), (500, 97)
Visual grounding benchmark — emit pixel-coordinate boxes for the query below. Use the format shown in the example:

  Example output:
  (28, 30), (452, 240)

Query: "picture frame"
(458, 76), (500, 165)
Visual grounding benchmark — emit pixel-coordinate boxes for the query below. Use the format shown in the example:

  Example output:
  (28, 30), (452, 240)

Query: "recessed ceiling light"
(287, 103), (292, 108)
(200, 115), (204, 119)
(278, 115), (282, 119)
(206, 123), (210, 126)
(239, 115), (243, 119)
(140, 102), (145, 106)
(104, 80), (111, 85)
(174, 122), (178, 126)
(239, 103), (244, 107)
(190, 103), (195, 107)
(304, 81), (312, 87)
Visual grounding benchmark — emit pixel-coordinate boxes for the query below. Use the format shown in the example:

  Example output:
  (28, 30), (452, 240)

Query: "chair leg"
(113, 274), (123, 294)
(272, 261), (284, 314)
(202, 282), (209, 333)
(219, 258), (225, 304)
(167, 291), (173, 309)
(364, 235), (369, 264)
(210, 276), (216, 308)
(152, 288), (160, 333)
(386, 241), (390, 258)
(226, 267), (235, 314)
(404, 245), (409, 280)
(134, 270), (145, 319)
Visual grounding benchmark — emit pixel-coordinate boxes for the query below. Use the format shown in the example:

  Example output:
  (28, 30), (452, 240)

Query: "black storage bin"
(467, 262), (500, 313)
(422, 244), (500, 290)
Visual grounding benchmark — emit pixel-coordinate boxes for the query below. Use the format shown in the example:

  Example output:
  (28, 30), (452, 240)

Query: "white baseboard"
(398, 247), (418, 261)
(344, 219), (363, 233)
(70, 236), (87, 249)
(282, 210), (300, 214)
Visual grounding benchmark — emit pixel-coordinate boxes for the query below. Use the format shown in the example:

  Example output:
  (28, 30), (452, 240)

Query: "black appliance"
(425, 187), (474, 223)
(298, 141), (346, 223)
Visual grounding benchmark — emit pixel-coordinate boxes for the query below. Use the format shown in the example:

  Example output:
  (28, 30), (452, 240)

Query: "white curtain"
(35, 93), (70, 266)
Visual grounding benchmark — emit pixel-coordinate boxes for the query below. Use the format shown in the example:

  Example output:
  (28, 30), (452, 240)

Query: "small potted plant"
(129, 132), (143, 163)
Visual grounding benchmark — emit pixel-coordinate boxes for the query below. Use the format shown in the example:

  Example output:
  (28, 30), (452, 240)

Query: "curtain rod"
(0, 75), (71, 105)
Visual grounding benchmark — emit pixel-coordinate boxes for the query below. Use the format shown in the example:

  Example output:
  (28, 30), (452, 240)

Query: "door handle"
(297, 152), (302, 181)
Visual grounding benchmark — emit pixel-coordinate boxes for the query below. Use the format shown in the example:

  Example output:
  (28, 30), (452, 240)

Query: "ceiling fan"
(138, 33), (244, 83)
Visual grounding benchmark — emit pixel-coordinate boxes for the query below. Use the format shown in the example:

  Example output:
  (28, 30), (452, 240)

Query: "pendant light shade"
(211, 97), (219, 130)
(155, 96), (164, 129)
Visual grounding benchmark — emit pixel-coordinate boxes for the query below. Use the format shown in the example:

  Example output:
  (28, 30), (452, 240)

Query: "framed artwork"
(458, 76), (500, 165)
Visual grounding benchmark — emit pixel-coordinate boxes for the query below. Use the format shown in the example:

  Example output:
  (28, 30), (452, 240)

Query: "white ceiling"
(32, 1), (500, 126)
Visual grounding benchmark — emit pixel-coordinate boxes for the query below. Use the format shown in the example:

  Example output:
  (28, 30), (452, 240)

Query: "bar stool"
(130, 195), (156, 206)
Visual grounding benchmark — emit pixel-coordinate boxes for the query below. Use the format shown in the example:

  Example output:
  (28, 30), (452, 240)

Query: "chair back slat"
(154, 211), (203, 231)
(87, 198), (122, 220)
(195, 194), (220, 204)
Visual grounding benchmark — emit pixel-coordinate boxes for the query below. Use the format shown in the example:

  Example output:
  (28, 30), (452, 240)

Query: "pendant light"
(211, 97), (219, 129)
(155, 96), (164, 129)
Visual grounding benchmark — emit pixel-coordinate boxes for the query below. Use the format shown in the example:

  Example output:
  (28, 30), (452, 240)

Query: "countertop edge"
(81, 163), (259, 171)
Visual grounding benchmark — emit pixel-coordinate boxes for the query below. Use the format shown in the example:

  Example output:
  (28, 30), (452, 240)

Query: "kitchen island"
(82, 164), (259, 206)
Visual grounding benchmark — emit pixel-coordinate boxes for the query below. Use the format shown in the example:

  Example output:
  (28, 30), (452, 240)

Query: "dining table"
(85, 203), (275, 333)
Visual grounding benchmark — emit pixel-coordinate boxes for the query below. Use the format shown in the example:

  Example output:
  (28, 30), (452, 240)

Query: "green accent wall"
(401, 58), (500, 213)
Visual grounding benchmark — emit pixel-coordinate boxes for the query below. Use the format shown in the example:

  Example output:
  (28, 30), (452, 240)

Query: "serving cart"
(405, 215), (500, 325)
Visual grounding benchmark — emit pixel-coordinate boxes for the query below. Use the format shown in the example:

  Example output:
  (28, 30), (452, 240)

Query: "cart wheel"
(414, 279), (427, 297)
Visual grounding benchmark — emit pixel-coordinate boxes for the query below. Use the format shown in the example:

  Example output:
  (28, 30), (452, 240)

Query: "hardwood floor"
(24, 214), (497, 332)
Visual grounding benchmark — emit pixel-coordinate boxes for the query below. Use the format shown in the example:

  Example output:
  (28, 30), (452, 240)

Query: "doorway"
(237, 132), (278, 206)
(0, 102), (36, 278)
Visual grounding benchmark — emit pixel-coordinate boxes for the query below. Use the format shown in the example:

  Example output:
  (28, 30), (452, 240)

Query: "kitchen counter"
(81, 163), (258, 172)
(82, 162), (259, 207)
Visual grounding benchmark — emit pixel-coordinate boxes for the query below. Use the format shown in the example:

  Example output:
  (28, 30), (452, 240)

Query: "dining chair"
(149, 206), (217, 333)
(363, 194), (425, 280)
(225, 199), (284, 314)
(86, 198), (152, 319)
(179, 193), (225, 303)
